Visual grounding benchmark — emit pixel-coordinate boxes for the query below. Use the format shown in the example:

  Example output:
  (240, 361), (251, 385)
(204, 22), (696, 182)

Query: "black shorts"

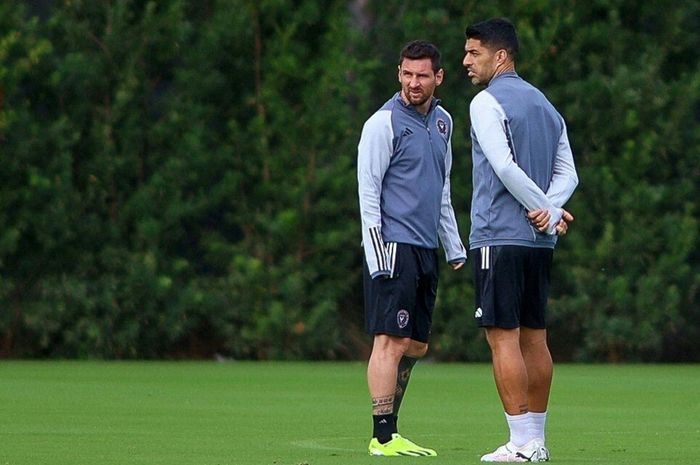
(363, 243), (439, 343)
(470, 245), (553, 329)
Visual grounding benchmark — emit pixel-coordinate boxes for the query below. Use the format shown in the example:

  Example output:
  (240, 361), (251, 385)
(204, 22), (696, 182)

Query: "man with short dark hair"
(462, 18), (578, 462)
(358, 40), (466, 457)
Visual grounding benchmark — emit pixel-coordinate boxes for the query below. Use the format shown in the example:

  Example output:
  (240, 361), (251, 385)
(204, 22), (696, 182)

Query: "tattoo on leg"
(372, 395), (394, 415)
(393, 356), (417, 418)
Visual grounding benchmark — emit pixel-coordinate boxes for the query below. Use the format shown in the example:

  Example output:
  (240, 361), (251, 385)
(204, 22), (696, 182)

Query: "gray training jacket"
(358, 92), (466, 278)
(469, 71), (579, 250)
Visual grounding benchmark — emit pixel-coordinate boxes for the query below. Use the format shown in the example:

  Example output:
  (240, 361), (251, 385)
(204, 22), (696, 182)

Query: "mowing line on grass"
(290, 437), (359, 452)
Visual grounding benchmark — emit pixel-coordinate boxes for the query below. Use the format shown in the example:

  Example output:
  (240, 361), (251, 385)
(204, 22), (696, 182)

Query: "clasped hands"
(528, 208), (574, 236)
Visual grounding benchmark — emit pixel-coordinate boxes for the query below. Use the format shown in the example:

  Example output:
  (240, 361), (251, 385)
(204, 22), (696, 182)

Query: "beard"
(467, 70), (482, 86)
(403, 88), (431, 107)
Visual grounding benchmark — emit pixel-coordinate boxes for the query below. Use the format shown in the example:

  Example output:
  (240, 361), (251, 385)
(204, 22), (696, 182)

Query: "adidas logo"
(474, 307), (483, 318)
(379, 419), (387, 424)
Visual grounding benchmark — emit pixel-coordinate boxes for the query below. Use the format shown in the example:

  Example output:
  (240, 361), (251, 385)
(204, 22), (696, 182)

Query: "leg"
(478, 247), (552, 461)
(368, 334), (411, 416)
(520, 327), (552, 446)
(364, 244), (437, 456)
(368, 334), (409, 443)
(393, 339), (428, 423)
(367, 334), (410, 444)
(367, 335), (437, 457)
(484, 326), (533, 453)
(518, 249), (554, 447)
(391, 247), (436, 423)
(485, 327), (528, 415)
(519, 327), (552, 413)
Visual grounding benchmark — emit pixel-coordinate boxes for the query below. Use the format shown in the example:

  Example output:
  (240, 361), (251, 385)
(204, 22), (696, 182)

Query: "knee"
(406, 340), (429, 358)
(519, 328), (549, 353)
(373, 335), (412, 358)
(485, 327), (521, 354)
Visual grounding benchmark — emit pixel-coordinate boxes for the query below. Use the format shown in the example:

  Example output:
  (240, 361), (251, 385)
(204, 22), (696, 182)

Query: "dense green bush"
(1, 0), (698, 361)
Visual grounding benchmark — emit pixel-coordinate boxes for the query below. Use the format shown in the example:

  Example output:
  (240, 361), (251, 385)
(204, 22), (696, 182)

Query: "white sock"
(529, 411), (547, 441)
(505, 412), (531, 447)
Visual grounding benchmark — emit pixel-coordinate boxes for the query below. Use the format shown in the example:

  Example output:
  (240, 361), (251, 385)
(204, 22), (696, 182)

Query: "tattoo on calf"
(372, 395), (394, 415)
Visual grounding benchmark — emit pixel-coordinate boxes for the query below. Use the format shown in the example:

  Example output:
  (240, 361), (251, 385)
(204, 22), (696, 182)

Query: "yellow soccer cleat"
(368, 433), (437, 457)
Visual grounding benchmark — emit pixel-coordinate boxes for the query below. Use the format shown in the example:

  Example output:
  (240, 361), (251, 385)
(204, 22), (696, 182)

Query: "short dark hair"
(399, 40), (442, 73)
(465, 18), (519, 60)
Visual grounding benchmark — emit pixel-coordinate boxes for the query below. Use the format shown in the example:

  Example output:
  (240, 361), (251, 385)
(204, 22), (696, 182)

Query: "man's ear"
(397, 64), (402, 83)
(435, 68), (444, 86)
(496, 49), (508, 65)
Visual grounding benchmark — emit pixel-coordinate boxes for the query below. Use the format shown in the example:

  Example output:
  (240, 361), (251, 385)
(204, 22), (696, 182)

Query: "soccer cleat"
(529, 440), (549, 462)
(480, 442), (527, 463)
(480, 439), (549, 462)
(368, 433), (437, 457)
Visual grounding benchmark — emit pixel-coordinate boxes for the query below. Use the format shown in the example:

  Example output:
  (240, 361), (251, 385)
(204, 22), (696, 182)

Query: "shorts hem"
(368, 330), (429, 343)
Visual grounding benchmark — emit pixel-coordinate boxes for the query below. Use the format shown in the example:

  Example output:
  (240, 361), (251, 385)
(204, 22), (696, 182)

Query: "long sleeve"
(546, 120), (579, 207)
(437, 115), (467, 263)
(470, 91), (562, 234)
(357, 110), (393, 278)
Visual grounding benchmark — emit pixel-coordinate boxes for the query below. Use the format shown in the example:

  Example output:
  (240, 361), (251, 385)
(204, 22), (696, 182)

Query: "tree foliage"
(1, 0), (698, 361)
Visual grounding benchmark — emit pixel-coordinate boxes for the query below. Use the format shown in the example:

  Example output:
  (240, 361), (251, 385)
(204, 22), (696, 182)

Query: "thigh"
(413, 247), (439, 343)
(521, 248), (553, 329)
(471, 245), (526, 329)
(363, 243), (419, 339)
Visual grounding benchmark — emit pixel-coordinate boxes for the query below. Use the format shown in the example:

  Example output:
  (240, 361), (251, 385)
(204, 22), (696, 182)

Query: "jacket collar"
(394, 92), (440, 116)
(488, 70), (519, 86)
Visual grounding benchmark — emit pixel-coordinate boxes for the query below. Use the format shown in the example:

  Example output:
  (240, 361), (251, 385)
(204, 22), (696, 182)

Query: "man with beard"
(357, 40), (467, 457)
(463, 18), (578, 462)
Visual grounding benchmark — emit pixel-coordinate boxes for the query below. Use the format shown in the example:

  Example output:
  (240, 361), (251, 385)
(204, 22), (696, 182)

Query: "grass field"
(0, 361), (698, 465)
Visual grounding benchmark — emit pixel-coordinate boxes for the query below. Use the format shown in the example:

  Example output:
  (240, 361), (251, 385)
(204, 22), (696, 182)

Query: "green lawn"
(0, 361), (698, 464)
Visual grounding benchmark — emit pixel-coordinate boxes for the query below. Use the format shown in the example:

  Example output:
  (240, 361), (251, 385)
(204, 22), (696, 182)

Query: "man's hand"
(555, 209), (574, 236)
(527, 209), (551, 232)
(528, 208), (574, 236)
(451, 261), (464, 270)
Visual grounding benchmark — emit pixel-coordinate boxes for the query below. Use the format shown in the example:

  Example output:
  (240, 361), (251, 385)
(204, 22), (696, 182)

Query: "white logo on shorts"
(475, 307), (483, 318)
(397, 310), (410, 329)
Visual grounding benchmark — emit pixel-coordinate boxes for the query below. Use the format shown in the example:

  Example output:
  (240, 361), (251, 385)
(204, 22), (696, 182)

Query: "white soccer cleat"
(480, 442), (527, 463)
(480, 439), (549, 462)
(531, 440), (549, 462)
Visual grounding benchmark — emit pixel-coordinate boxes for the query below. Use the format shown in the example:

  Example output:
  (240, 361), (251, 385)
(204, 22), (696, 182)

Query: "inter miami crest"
(397, 309), (410, 329)
(436, 118), (448, 137)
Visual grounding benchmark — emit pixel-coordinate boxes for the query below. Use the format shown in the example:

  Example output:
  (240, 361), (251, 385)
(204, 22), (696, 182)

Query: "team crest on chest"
(436, 118), (448, 136)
